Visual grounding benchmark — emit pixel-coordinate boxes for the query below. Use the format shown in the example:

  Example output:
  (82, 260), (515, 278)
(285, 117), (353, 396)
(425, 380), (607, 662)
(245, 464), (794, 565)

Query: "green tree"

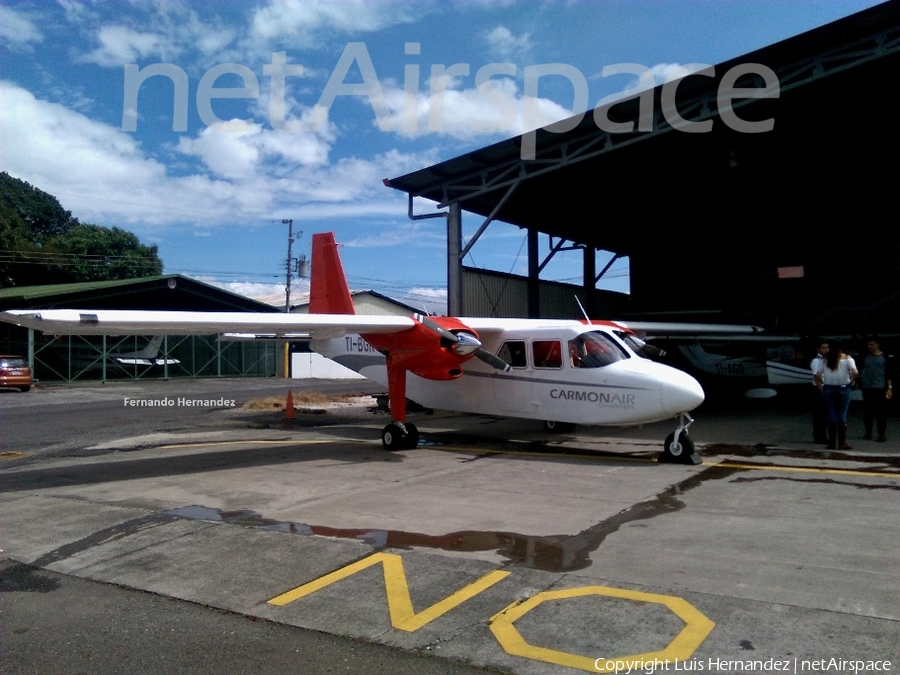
(0, 171), (77, 240)
(45, 224), (163, 283)
(0, 172), (163, 286)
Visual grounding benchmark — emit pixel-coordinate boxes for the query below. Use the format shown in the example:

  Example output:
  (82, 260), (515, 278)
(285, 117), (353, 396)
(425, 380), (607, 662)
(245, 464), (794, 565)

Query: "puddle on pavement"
(730, 475), (900, 491)
(163, 464), (743, 572)
(703, 443), (900, 469)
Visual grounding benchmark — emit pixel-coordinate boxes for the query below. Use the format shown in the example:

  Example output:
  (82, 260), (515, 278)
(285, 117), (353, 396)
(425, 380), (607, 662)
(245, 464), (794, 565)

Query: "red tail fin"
(309, 232), (355, 315)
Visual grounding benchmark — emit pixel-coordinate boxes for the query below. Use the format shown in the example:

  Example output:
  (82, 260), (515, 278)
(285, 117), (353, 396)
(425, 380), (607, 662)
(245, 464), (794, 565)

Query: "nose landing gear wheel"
(659, 412), (700, 464)
(660, 431), (700, 464)
(382, 422), (419, 450)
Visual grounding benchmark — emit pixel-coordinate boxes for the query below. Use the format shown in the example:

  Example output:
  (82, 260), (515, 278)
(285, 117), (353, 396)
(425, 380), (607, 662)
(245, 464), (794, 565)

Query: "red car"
(0, 355), (32, 392)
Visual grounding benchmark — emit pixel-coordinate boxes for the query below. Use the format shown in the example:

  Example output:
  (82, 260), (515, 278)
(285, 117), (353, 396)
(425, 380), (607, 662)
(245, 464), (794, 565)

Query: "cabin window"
(497, 340), (528, 368)
(532, 340), (563, 369)
(568, 332), (627, 368)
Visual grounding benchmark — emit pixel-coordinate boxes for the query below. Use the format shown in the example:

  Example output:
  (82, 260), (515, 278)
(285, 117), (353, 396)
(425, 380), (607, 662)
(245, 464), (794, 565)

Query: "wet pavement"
(1, 379), (899, 674)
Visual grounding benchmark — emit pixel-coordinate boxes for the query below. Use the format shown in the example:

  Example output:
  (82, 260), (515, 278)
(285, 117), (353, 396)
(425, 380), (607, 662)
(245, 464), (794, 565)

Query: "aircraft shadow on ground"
(0, 441), (405, 493)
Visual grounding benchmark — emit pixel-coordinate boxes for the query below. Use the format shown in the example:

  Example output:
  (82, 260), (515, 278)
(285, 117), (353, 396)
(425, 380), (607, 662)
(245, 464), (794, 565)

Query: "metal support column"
(527, 228), (540, 318)
(27, 327), (34, 371)
(447, 202), (463, 316)
(584, 244), (596, 319)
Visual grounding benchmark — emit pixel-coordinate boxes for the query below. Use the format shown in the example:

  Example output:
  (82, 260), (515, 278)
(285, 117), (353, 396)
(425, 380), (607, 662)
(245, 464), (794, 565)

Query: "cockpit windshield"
(568, 331), (628, 368)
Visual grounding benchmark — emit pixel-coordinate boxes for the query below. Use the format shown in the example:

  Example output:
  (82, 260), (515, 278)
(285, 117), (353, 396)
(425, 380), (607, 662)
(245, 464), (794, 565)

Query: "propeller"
(473, 348), (513, 372)
(414, 314), (511, 372)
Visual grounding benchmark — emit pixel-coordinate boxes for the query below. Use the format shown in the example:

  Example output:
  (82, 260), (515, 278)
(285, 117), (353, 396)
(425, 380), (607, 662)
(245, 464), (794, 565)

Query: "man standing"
(810, 339), (829, 444)
(859, 337), (894, 442)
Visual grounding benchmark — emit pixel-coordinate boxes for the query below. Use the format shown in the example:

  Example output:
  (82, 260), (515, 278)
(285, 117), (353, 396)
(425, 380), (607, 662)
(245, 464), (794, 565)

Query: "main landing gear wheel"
(543, 420), (576, 434)
(382, 422), (419, 451)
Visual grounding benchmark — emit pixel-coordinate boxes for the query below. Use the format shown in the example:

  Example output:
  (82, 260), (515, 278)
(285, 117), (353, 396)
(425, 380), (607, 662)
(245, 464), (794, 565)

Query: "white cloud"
(0, 82), (168, 214)
(249, 0), (419, 44)
(77, 5), (238, 68)
(0, 81), (434, 229)
(0, 5), (43, 50)
(56, 0), (93, 25)
(176, 122), (265, 180)
(406, 287), (448, 302)
(399, 287), (448, 315)
(83, 25), (173, 66)
(163, 89), (340, 178)
(344, 223), (445, 249)
(382, 73), (575, 140)
(648, 63), (711, 87)
(484, 25), (532, 59)
(601, 62), (713, 97)
(185, 15), (237, 58)
(196, 278), (287, 302)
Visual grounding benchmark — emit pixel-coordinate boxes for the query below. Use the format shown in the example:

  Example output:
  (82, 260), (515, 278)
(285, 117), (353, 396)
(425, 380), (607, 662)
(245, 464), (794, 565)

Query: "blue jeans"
(822, 385), (851, 424)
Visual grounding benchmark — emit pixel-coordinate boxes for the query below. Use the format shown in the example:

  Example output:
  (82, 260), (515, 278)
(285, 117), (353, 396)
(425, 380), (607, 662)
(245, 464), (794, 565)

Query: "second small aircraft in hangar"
(1, 232), (758, 464)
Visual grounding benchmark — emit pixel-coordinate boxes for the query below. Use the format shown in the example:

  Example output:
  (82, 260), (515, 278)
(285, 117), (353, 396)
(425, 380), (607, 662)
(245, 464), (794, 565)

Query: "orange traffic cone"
(283, 390), (296, 420)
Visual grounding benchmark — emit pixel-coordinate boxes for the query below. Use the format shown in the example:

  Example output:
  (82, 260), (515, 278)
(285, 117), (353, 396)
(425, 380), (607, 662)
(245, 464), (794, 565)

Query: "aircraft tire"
(382, 422), (418, 450)
(543, 420), (576, 434)
(382, 423), (403, 450)
(403, 423), (419, 449)
(660, 432), (699, 464)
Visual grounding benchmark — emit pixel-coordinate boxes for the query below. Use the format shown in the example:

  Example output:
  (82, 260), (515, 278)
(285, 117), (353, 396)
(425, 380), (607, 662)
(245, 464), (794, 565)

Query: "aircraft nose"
(662, 369), (705, 414)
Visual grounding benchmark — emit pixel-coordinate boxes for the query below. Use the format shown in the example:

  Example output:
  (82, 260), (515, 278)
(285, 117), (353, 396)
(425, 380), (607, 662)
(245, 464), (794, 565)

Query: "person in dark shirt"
(859, 336), (894, 442)
(809, 339), (829, 444)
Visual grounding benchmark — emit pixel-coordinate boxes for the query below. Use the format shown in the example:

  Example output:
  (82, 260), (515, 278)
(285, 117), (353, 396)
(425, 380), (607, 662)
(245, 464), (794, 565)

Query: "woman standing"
(815, 341), (858, 449)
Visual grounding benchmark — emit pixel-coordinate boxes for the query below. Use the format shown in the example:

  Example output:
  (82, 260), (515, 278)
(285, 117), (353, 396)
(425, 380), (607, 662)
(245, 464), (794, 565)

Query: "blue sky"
(0, 0), (885, 312)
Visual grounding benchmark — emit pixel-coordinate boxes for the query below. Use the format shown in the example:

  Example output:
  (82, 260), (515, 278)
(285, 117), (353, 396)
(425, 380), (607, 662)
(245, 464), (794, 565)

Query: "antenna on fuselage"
(574, 296), (592, 324)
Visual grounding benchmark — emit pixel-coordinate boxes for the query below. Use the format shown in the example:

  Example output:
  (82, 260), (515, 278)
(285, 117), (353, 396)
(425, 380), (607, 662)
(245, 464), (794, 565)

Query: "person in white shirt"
(815, 341), (858, 449)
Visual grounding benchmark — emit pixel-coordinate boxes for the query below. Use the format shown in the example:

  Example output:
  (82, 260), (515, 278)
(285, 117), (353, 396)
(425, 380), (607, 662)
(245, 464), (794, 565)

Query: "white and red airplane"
(1, 232), (714, 463)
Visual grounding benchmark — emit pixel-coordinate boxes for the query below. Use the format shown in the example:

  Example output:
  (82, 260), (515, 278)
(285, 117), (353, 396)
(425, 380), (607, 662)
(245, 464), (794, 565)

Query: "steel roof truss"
(418, 22), (900, 214)
(537, 236), (583, 274)
(460, 180), (521, 258)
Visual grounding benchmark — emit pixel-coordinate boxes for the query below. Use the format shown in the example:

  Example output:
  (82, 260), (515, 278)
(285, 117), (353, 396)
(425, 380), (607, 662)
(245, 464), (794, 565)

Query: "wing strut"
(386, 358), (407, 423)
(382, 359), (419, 451)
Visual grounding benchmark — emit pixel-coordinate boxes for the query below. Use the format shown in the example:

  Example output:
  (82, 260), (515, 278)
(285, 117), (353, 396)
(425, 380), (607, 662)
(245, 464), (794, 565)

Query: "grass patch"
(242, 391), (372, 411)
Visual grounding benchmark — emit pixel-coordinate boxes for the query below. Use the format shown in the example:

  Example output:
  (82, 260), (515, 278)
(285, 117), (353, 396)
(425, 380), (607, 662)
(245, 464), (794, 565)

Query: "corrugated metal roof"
(0, 276), (175, 301)
(0, 275), (279, 312)
(384, 2), (900, 256)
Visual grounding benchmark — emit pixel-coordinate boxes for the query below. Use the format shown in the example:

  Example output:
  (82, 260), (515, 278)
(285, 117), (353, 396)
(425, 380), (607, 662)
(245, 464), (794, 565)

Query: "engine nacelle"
(364, 317), (480, 381)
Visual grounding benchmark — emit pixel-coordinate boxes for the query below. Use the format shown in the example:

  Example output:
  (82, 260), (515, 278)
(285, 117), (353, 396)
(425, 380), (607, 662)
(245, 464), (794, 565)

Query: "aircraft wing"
(458, 317), (583, 333)
(456, 318), (765, 336)
(0, 309), (416, 339)
(219, 333), (311, 341)
(612, 321), (764, 336)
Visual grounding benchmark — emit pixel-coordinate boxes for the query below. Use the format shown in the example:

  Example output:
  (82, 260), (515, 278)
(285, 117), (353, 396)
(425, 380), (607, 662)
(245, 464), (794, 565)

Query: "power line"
(0, 250), (161, 261)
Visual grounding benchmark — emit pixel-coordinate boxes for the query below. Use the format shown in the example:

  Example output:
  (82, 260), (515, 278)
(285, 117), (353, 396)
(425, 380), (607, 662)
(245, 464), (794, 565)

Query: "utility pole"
(282, 219), (294, 312)
(281, 218), (295, 380)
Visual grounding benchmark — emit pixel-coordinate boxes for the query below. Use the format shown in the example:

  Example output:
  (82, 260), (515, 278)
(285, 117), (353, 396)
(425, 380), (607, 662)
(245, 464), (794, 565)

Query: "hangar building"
(0, 275), (279, 382)
(385, 2), (900, 339)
